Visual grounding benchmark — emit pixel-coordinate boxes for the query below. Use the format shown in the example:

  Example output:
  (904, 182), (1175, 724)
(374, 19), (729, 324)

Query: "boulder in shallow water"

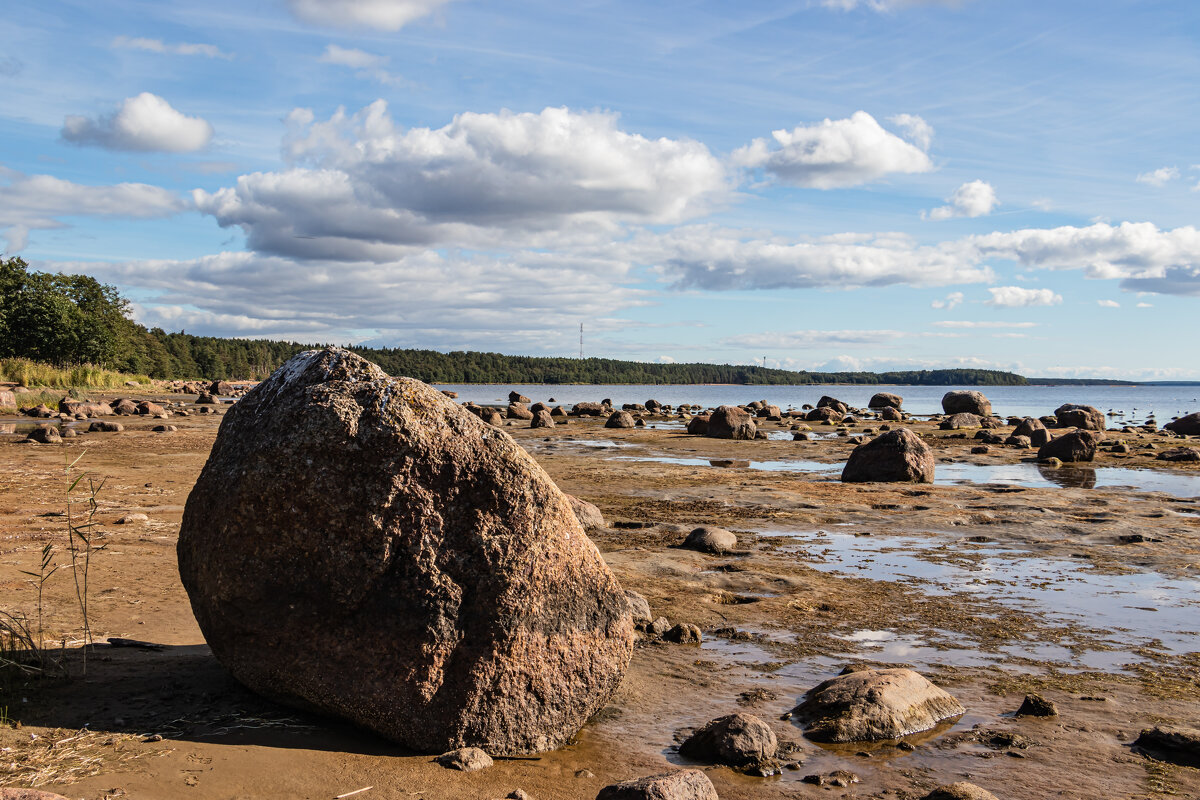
(680, 712), (778, 768)
(868, 392), (902, 410)
(1054, 403), (1105, 431)
(177, 347), (634, 755)
(1165, 412), (1200, 436)
(790, 667), (964, 743)
(942, 390), (991, 416)
(841, 428), (934, 483)
(1037, 430), (1102, 463)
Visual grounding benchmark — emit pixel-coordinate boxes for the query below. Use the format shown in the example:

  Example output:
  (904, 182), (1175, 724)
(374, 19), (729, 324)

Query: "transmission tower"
(579, 323), (584, 359)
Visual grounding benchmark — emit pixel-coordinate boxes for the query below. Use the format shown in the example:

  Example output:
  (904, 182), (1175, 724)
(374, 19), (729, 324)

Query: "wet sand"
(1, 398), (1198, 799)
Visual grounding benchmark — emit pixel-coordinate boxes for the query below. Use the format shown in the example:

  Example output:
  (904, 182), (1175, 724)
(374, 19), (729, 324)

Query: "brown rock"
(605, 410), (635, 429)
(868, 392), (903, 410)
(681, 526), (737, 554)
(624, 590), (652, 624)
(680, 712), (777, 767)
(817, 395), (848, 413)
(0, 389), (15, 407)
(531, 409), (555, 429)
(1037, 430), (1102, 462)
(437, 747), (493, 771)
(685, 415), (710, 435)
(881, 406), (903, 421)
(1134, 725), (1200, 768)
(805, 406), (842, 423)
(210, 380), (235, 396)
(570, 402), (606, 417)
(567, 495), (605, 530)
(88, 421), (124, 432)
(707, 405), (756, 440)
(194, 392), (218, 405)
(26, 403), (53, 418)
(942, 390), (992, 416)
(922, 783), (1000, 800)
(791, 667), (964, 742)
(663, 623), (702, 644)
(841, 428), (935, 483)
(1015, 694), (1057, 717)
(178, 348), (634, 755)
(137, 400), (167, 417)
(1164, 412), (1200, 436)
(59, 399), (111, 417)
(508, 391), (531, 404)
(939, 412), (981, 430)
(595, 770), (717, 800)
(1054, 403), (1105, 431)
(507, 403), (534, 420)
(1004, 435), (1032, 449)
(1157, 447), (1200, 462)
(26, 425), (61, 444)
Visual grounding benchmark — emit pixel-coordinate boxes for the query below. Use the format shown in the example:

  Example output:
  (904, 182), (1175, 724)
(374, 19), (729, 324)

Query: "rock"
(508, 391), (531, 404)
(137, 400), (167, 417)
(663, 623), (702, 644)
(681, 526), (737, 555)
(441, 390), (458, 399)
(209, 380), (235, 396)
(570, 402), (606, 417)
(680, 713), (777, 767)
(605, 411), (635, 429)
(706, 405), (756, 440)
(480, 408), (503, 426)
(806, 406), (842, 423)
(195, 392), (218, 405)
(595, 770), (718, 800)
(26, 403), (53, 418)
(506, 791), (533, 800)
(624, 590), (652, 624)
(0, 389), (15, 408)
(0, 790), (74, 800)
(437, 746), (493, 771)
(1165, 412), (1200, 436)
(1037, 430), (1102, 463)
(88, 421), (124, 432)
(550, 406), (567, 418)
(117, 513), (150, 524)
(26, 425), (61, 444)
(817, 396), (848, 414)
(60, 399), (111, 417)
(841, 428), (935, 484)
(177, 347), (634, 755)
(790, 667), (964, 742)
(942, 390), (991, 416)
(645, 399), (662, 412)
(868, 392), (903, 410)
(507, 403), (534, 420)
(1157, 447), (1200, 462)
(1040, 456), (1063, 467)
(647, 616), (671, 637)
(793, 432), (810, 441)
(686, 415), (710, 435)
(1012, 417), (1051, 446)
(1015, 694), (1057, 717)
(531, 409), (555, 429)
(60, 427), (78, 438)
(530, 402), (549, 414)
(567, 495), (606, 529)
(881, 406), (903, 421)
(152, 424), (178, 433)
(922, 783), (1000, 800)
(939, 412), (981, 430)
(971, 445), (990, 454)
(1054, 403), (1105, 431)
(1004, 435), (1031, 449)
(1134, 725), (1200, 768)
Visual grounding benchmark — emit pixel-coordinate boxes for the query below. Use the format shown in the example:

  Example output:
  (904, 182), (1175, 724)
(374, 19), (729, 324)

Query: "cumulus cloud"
(62, 93), (213, 153)
(1135, 166), (1179, 187)
(112, 36), (232, 59)
(984, 286), (1062, 307)
(0, 169), (186, 252)
(930, 291), (963, 309)
(194, 102), (728, 261)
(731, 111), (933, 189)
(925, 179), (997, 220)
(287, 0), (454, 30)
(887, 113), (933, 151)
(933, 320), (1036, 328)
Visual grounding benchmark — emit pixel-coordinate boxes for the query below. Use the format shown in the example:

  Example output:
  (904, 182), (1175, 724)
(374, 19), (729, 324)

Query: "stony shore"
(1, 390), (1198, 799)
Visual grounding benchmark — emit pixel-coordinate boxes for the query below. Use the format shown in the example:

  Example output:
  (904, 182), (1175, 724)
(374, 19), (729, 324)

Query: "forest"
(0, 258), (1029, 386)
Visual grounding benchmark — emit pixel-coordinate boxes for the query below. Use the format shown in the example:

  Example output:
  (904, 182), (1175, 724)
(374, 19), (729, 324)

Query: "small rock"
(595, 770), (717, 800)
(437, 747), (493, 771)
(624, 590), (652, 625)
(679, 712), (777, 768)
(1015, 694), (1057, 717)
(680, 526), (737, 555)
(116, 513), (150, 525)
(663, 623), (702, 644)
(647, 616), (671, 637)
(922, 783), (1000, 800)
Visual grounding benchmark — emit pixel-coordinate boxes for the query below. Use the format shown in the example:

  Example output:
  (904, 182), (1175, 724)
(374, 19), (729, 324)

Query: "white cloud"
(1097, 299), (1120, 307)
(887, 113), (934, 151)
(61, 93), (213, 153)
(821, 0), (967, 11)
(723, 329), (905, 349)
(1136, 302), (1153, 308)
(317, 45), (406, 85)
(984, 286), (1062, 307)
(933, 320), (1037, 329)
(731, 111), (933, 189)
(112, 36), (232, 59)
(657, 355), (677, 364)
(1135, 166), (1179, 187)
(925, 179), (997, 220)
(287, 0), (454, 30)
(0, 169), (186, 252)
(930, 291), (963, 309)
(194, 103), (728, 261)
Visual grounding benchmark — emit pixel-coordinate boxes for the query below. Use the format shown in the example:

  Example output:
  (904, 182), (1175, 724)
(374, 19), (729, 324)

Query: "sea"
(430, 383), (1200, 422)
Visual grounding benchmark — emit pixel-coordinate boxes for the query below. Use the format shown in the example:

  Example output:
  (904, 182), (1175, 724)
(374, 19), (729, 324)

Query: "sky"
(2, 0), (1199, 380)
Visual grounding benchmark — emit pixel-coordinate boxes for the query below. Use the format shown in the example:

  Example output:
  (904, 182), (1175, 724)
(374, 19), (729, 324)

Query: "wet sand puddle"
(766, 529), (1200, 659)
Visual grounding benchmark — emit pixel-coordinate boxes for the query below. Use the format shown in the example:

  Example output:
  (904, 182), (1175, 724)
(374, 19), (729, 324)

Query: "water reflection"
(1038, 464), (1097, 489)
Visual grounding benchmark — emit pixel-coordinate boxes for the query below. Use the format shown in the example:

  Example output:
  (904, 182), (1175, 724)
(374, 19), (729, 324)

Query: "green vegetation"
(0, 258), (1029, 386)
(0, 358), (151, 390)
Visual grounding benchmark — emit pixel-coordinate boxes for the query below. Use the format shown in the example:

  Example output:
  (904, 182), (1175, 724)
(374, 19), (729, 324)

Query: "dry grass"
(0, 358), (151, 391)
(0, 727), (168, 788)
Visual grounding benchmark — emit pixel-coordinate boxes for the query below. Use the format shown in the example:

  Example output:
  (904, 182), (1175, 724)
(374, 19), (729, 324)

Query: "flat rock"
(595, 770), (718, 800)
(177, 348), (634, 755)
(680, 712), (777, 767)
(791, 667), (964, 743)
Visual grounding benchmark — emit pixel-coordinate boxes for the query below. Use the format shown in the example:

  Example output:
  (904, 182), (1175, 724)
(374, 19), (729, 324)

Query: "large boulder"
(0, 389), (15, 408)
(59, 399), (111, 417)
(880, 406), (903, 422)
(679, 713), (777, 767)
(841, 428), (934, 483)
(1037, 430), (1102, 463)
(942, 390), (991, 417)
(1165, 412), (1200, 436)
(508, 391), (531, 404)
(531, 409), (555, 429)
(817, 395), (848, 414)
(1012, 416), (1051, 446)
(805, 406), (842, 423)
(209, 380), (235, 396)
(570, 401), (606, 417)
(707, 405), (756, 440)
(685, 415), (710, 435)
(868, 392), (903, 410)
(26, 425), (61, 444)
(791, 667), (964, 743)
(596, 770), (717, 800)
(939, 412), (981, 430)
(1054, 403), (1105, 431)
(605, 410), (635, 429)
(507, 403), (534, 420)
(177, 348), (634, 755)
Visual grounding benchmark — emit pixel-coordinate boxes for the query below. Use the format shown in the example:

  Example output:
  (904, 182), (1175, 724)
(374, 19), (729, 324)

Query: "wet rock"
(707, 405), (756, 440)
(681, 526), (737, 555)
(1040, 456), (1063, 467)
(971, 445), (990, 454)
(531, 409), (555, 429)
(1164, 412), (1200, 436)
(1157, 447), (1200, 462)
(508, 391), (531, 404)
(868, 392), (902, 410)
(942, 390), (991, 417)
(1054, 403), (1106, 431)
(507, 403), (534, 420)
(922, 783), (1000, 800)
(680, 713), (777, 768)
(177, 347), (634, 755)
(437, 747), (493, 771)
(605, 411), (635, 429)
(595, 770), (717, 800)
(1134, 725), (1200, 767)
(60, 427), (78, 438)
(88, 421), (124, 432)
(841, 428), (935, 484)
(686, 414), (710, 435)
(26, 425), (61, 444)
(939, 412), (981, 430)
(802, 771), (859, 787)
(624, 590), (652, 625)
(1015, 694), (1057, 717)
(663, 623), (702, 644)
(790, 667), (964, 743)
(1037, 430), (1102, 463)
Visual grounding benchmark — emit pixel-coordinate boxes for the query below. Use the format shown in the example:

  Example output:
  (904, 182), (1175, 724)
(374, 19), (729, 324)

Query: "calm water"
(433, 383), (1200, 420)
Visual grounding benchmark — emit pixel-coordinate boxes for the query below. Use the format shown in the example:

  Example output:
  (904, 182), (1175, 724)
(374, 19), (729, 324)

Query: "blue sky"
(2, 0), (1199, 379)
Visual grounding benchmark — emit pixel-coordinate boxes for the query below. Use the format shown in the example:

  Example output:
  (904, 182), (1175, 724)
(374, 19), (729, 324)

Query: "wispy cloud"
(1135, 166), (1179, 187)
(933, 320), (1037, 328)
(112, 36), (233, 59)
(930, 291), (963, 309)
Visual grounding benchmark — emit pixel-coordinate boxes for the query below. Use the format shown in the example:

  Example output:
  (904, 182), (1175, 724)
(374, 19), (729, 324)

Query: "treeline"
(1, 258), (1029, 386)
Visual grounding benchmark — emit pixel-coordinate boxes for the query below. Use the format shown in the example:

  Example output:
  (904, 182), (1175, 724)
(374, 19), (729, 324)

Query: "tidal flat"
(1, 393), (1199, 799)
